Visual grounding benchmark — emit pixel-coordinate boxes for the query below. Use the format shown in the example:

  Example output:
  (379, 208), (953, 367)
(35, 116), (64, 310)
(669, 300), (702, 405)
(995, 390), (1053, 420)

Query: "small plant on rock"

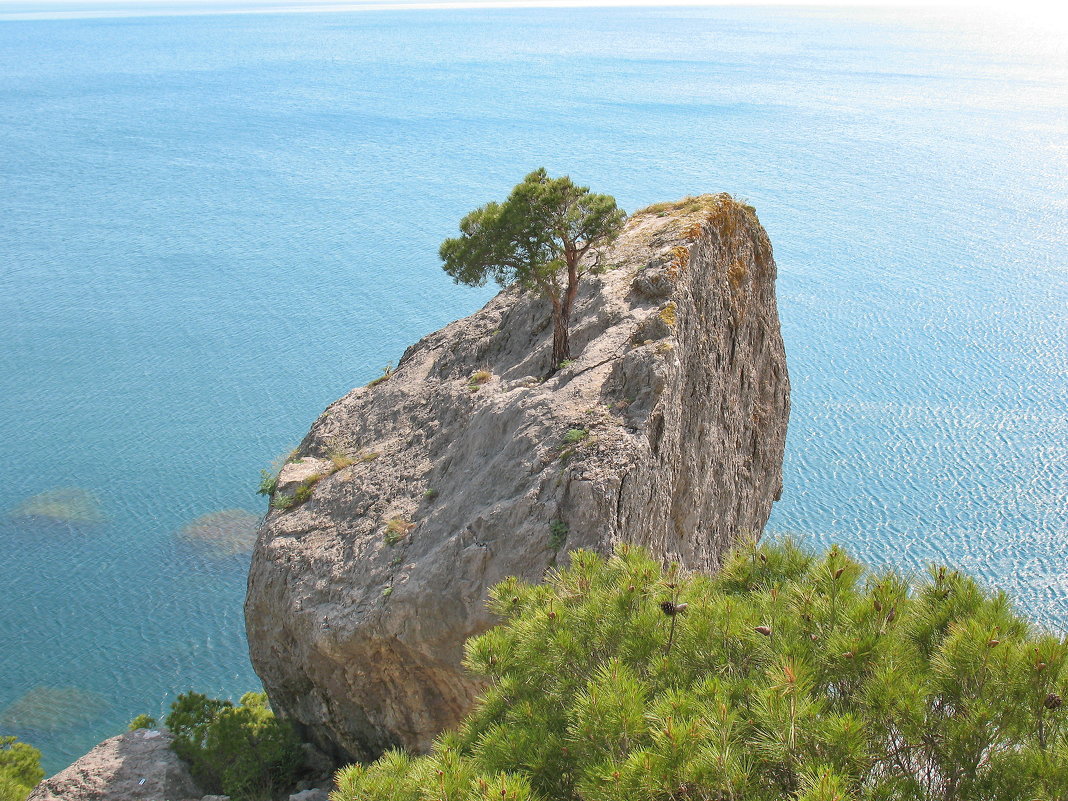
(562, 428), (589, 445)
(257, 469), (278, 496)
(468, 370), (492, 392)
(366, 363), (394, 388)
(271, 492), (295, 511)
(548, 519), (569, 550)
(329, 450), (356, 471)
(128, 714), (157, 731)
(292, 476), (319, 505)
(384, 517), (415, 546)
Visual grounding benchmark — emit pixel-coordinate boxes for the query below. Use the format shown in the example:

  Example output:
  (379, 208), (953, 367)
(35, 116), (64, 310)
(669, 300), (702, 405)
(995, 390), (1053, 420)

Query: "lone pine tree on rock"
(439, 169), (626, 368)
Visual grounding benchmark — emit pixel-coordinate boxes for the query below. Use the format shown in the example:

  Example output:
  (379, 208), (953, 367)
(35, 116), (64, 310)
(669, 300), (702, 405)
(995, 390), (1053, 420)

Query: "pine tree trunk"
(551, 303), (570, 366)
(547, 249), (584, 369)
(551, 254), (581, 367)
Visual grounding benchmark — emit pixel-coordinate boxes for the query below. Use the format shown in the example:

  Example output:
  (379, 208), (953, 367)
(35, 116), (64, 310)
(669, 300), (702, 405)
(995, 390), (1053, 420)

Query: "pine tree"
(333, 541), (1068, 801)
(439, 169), (626, 368)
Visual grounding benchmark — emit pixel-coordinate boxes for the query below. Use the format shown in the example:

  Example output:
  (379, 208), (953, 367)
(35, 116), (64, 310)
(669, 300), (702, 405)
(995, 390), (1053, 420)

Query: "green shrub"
(332, 541), (1068, 801)
(128, 713), (157, 730)
(257, 469), (279, 496)
(548, 520), (568, 551)
(166, 691), (302, 801)
(562, 428), (588, 445)
(293, 475), (321, 505)
(271, 492), (295, 511)
(0, 737), (43, 801)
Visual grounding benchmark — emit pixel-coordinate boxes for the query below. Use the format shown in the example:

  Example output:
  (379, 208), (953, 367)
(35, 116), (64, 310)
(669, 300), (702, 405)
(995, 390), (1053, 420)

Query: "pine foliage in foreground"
(0, 737), (43, 801)
(333, 541), (1068, 801)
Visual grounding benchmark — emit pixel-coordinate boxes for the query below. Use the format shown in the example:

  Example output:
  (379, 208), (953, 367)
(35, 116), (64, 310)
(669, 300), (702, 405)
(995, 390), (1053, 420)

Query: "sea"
(0, 1), (1065, 773)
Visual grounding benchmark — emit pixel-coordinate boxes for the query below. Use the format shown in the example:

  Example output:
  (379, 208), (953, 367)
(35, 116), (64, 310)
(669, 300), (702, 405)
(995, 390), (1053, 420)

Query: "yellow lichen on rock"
(659, 302), (677, 326)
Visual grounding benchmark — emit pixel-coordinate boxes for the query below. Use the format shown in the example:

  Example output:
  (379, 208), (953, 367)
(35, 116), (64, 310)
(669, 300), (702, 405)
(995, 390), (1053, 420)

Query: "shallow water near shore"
(1, 3), (1065, 772)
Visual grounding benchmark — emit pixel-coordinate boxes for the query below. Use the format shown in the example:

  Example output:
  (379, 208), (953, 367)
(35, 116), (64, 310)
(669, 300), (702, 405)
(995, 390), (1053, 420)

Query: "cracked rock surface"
(245, 195), (790, 764)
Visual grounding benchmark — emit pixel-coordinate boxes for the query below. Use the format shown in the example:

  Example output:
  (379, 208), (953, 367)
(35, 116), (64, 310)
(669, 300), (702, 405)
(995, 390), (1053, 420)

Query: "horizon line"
(0, 0), (1047, 23)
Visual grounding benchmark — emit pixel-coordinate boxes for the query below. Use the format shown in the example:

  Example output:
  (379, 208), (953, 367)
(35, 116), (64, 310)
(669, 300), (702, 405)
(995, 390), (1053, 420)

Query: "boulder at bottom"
(28, 729), (203, 801)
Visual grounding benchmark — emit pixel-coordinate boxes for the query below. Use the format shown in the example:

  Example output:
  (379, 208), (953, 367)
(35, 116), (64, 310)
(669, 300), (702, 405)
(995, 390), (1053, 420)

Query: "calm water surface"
(0, 4), (1065, 771)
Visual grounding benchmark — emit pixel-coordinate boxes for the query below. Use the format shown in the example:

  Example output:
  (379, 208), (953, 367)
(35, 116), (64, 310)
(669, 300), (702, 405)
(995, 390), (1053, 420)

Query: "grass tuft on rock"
(384, 517), (416, 546)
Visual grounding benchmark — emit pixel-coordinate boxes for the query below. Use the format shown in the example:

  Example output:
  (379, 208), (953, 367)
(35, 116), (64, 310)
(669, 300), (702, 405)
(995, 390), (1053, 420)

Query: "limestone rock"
(245, 194), (790, 764)
(276, 459), (334, 496)
(288, 790), (329, 801)
(27, 729), (202, 801)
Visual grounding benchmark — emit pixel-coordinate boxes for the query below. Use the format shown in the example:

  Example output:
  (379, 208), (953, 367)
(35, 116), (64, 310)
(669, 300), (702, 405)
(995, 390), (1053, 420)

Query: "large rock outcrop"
(27, 729), (203, 801)
(245, 194), (790, 763)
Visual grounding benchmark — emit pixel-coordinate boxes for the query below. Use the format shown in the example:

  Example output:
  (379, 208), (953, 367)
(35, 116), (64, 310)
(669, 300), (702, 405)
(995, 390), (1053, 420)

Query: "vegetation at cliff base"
(439, 168), (626, 367)
(333, 541), (1068, 801)
(166, 691), (302, 801)
(0, 736), (43, 801)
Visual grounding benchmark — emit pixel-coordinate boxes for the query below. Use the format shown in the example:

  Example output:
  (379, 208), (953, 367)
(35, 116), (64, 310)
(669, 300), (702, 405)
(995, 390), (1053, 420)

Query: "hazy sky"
(2, 0), (1067, 39)
(4, 0), (1066, 10)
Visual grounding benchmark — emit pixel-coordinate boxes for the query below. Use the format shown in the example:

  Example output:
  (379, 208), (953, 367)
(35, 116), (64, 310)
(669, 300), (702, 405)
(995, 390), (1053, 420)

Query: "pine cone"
(660, 601), (687, 616)
(1044, 693), (1063, 710)
(755, 625), (772, 636)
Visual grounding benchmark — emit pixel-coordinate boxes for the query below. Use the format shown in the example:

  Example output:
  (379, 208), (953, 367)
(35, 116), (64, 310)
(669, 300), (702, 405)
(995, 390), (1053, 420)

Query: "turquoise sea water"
(1, 3), (1065, 772)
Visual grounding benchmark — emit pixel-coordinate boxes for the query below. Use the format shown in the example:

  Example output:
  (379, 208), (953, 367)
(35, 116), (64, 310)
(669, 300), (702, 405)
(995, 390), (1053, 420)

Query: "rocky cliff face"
(244, 194), (790, 764)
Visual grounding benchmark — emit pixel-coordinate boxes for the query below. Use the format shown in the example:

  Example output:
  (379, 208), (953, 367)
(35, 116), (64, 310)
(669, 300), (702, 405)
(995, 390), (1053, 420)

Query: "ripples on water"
(0, 4), (1065, 771)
